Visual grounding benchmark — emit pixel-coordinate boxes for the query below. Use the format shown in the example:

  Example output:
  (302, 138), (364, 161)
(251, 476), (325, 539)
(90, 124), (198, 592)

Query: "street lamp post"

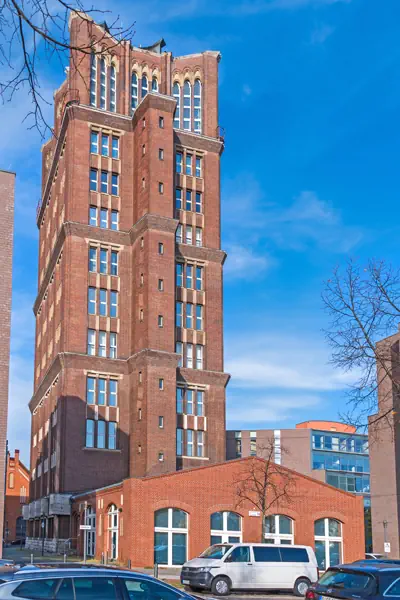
(383, 520), (388, 557)
(41, 515), (45, 557)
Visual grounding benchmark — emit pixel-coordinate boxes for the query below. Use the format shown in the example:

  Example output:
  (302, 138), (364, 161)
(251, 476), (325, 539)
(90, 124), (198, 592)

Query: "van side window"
(280, 547), (309, 562)
(253, 546), (281, 562)
(227, 546), (250, 563)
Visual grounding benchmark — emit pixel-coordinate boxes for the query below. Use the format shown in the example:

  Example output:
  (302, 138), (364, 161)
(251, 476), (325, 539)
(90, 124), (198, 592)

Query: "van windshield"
(199, 545), (232, 559)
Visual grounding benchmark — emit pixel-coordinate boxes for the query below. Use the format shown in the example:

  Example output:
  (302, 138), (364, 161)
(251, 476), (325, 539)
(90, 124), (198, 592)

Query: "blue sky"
(2, 0), (400, 463)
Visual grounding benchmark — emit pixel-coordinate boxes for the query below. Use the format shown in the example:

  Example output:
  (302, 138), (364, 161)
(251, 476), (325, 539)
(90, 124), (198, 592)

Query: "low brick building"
(71, 457), (365, 569)
(4, 450), (30, 544)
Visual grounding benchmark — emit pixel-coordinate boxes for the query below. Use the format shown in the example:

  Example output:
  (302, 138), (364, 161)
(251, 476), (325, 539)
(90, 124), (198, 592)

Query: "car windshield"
(318, 570), (376, 594)
(199, 545), (232, 559)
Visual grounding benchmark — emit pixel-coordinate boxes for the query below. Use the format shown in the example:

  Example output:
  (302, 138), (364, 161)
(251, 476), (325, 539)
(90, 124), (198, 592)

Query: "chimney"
(14, 450), (19, 465)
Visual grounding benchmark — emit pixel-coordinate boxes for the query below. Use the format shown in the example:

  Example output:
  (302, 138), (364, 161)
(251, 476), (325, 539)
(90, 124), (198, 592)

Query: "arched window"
(90, 53), (97, 107)
(152, 77), (159, 92)
(210, 511), (241, 545)
(141, 75), (148, 99)
(264, 515), (294, 544)
(131, 72), (138, 111)
(173, 82), (181, 129)
(108, 504), (119, 560)
(100, 58), (106, 110)
(86, 505), (96, 557)
(183, 81), (191, 131)
(8, 473), (14, 489)
(16, 516), (26, 539)
(314, 518), (342, 569)
(154, 508), (188, 566)
(109, 64), (116, 112)
(194, 79), (202, 133)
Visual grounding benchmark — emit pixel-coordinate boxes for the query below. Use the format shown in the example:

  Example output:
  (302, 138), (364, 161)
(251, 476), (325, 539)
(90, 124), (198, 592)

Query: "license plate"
(182, 580), (190, 585)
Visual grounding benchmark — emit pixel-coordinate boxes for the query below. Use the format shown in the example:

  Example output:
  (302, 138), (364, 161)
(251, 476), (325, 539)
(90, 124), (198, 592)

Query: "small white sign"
(248, 510), (260, 517)
(385, 542), (391, 553)
(80, 525), (91, 531)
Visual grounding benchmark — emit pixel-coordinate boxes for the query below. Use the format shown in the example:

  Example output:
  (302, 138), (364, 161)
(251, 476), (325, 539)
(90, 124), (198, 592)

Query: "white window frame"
(108, 504), (119, 560)
(195, 227), (202, 247)
(197, 430), (204, 457)
(131, 72), (138, 111)
(173, 82), (181, 128)
(264, 514), (294, 545)
(154, 508), (188, 567)
(185, 225), (193, 245)
(90, 54), (97, 107)
(183, 80), (191, 131)
(314, 518), (343, 569)
(98, 331), (107, 357)
(86, 506), (96, 557)
(186, 343), (193, 368)
(100, 248), (107, 274)
(210, 511), (242, 544)
(87, 329), (96, 356)
(100, 208), (108, 229)
(141, 74), (148, 98)
(89, 247), (97, 272)
(187, 429), (194, 456)
(110, 332), (117, 358)
(100, 58), (107, 110)
(194, 79), (202, 133)
(101, 133), (109, 157)
(109, 64), (116, 112)
(152, 76), (159, 92)
(196, 344), (203, 369)
(176, 224), (183, 244)
(91, 131), (99, 154)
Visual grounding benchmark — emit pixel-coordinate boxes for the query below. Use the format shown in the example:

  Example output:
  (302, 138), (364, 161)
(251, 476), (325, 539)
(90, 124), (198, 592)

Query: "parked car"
(181, 542), (318, 596)
(0, 567), (199, 600)
(353, 559), (400, 566)
(306, 563), (400, 600)
(0, 563), (123, 584)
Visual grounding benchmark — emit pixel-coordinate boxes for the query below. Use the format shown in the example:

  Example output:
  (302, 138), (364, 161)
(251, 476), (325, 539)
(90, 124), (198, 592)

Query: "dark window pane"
(315, 540), (326, 569)
(56, 579), (74, 599)
(74, 577), (116, 600)
(228, 546), (250, 563)
(155, 509), (168, 528)
(172, 532), (187, 565)
(172, 509), (187, 529)
(279, 516), (292, 534)
(227, 512), (240, 532)
(314, 519), (325, 536)
(211, 512), (223, 531)
(15, 579), (58, 599)
(280, 548), (309, 562)
(154, 532), (168, 565)
(253, 546), (281, 562)
(123, 578), (182, 600)
(211, 535), (222, 545)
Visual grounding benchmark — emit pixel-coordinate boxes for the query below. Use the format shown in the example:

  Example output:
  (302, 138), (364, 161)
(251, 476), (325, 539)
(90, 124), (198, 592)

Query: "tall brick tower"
(0, 169), (15, 557)
(27, 15), (228, 543)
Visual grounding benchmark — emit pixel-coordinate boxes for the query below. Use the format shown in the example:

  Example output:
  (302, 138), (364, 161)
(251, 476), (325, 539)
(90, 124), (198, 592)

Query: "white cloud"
(310, 24), (335, 45)
(227, 394), (322, 425)
(226, 332), (357, 391)
(225, 245), (275, 280)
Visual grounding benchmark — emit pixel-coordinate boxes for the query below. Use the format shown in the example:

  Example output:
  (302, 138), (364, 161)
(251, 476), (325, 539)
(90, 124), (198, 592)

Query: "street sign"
(384, 542), (391, 553)
(80, 525), (91, 531)
(249, 510), (260, 517)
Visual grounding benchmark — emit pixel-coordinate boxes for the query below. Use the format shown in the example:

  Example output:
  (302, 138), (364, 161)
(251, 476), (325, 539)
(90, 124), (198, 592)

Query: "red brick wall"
(4, 451), (30, 543)
(0, 170), (14, 557)
(73, 458), (365, 567)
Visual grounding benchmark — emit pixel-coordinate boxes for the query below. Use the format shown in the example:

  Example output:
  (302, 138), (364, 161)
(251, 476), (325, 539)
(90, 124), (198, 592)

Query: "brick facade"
(4, 451), (29, 543)
(26, 15), (228, 541)
(0, 169), (15, 557)
(71, 457), (365, 567)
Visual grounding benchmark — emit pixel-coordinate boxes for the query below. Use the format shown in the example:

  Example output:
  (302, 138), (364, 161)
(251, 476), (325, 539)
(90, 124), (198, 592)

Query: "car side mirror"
(224, 555), (233, 563)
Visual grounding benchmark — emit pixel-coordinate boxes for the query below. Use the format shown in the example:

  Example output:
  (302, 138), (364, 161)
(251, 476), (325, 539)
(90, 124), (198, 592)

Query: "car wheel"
(211, 576), (231, 596)
(294, 577), (311, 597)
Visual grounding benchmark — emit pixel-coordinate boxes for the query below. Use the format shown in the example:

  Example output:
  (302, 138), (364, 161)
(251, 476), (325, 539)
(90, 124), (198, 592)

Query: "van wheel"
(294, 577), (311, 597)
(211, 576), (231, 596)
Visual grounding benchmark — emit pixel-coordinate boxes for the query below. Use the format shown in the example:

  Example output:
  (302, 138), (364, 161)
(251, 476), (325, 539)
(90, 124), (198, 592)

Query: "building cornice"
(176, 243), (227, 265)
(129, 213), (179, 244)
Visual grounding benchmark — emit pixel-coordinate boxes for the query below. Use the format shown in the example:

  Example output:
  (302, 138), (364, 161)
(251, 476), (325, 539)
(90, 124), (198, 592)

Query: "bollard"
(154, 563), (158, 579)
(30, 554), (33, 564)
(101, 552), (104, 565)
(127, 559), (131, 569)
(63, 554), (66, 564)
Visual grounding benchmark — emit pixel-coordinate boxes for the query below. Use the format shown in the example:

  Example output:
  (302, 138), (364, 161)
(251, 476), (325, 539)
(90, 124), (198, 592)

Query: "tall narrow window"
(108, 422), (117, 449)
(111, 210), (119, 231)
(111, 251), (118, 276)
(186, 303), (193, 329)
(112, 137), (119, 159)
(152, 77), (158, 92)
(173, 82), (180, 128)
(91, 131), (99, 154)
(176, 152), (183, 174)
(187, 429), (194, 456)
(177, 428), (183, 456)
(141, 74), (148, 98)
(176, 302), (183, 328)
(186, 390), (194, 414)
(90, 169), (98, 192)
(175, 188), (182, 210)
(111, 173), (119, 196)
(186, 265), (193, 289)
(90, 53), (97, 107)
(86, 420), (95, 448)
(176, 263), (183, 287)
(196, 227), (202, 247)
(183, 81), (191, 130)
(195, 156), (202, 178)
(176, 388), (184, 414)
(185, 154), (192, 175)
(98, 331), (107, 357)
(186, 343), (193, 368)
(196, 345), (203, 369)
(185, 225), (193, 245)
(87, 329), (96, 355)
(194, 79), (202, 133)
(89, 206), (98, 227)
(97, 420), (106, 448)
(100, 249), (107, 274)
(176, 342), (183, 367)
(196, 305), (203, 330)
(88, 287), (96, 314)
(196, 266), (203, 291)
(109, 64), (116, 112)
(131, 72), (138, 111)
(185, 190), (192, 211)
(99, 289), (107, 316)
(101, 171), (108, 194)
(196, 391), (204, 416)
(110, 291), (118, 317)
(89, 247), (97, 272)
(110, 332), (117, 358)
(196, 192), (202, 213)
(109, 379), (117, 407)
(100, 58), (106, 110)
(98, 378), (106, 405)
(197, 431), (204, 457)
(176, 224), (183, 245)
(86, 376), (95, 405)
(100, 208), (108, 229)
(101, 134), (109, 156)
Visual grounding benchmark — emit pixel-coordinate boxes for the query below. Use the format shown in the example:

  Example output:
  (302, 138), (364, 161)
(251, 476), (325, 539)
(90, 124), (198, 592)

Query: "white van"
(180, 542), (319, 596)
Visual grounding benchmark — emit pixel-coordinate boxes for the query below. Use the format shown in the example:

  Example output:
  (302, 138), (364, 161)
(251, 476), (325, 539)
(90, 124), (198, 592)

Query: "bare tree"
(322, 258), (400, 430)
(234, 439), (295, 543)
(0, 0), (135, 135)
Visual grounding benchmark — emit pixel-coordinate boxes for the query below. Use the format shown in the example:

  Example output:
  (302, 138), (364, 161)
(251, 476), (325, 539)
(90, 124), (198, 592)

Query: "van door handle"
(247, 563), (253, 565)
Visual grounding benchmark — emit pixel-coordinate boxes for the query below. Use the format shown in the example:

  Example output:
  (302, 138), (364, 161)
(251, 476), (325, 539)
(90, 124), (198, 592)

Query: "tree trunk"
(261, 514), (265, 543)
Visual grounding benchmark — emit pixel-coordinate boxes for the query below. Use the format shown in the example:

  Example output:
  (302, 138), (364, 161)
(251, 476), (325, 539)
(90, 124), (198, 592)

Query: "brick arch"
(265, 507), (301, 522)
(152, 499), (193, 515)
(312, 511), (347, 525)
(207, 504), (246, 519)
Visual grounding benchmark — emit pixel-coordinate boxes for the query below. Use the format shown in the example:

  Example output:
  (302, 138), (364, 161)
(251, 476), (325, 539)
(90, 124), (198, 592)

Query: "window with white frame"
(131, 72), (138, 111)
(141, 74), (148, 98)
(154, 508), (188, 567)
(183, 81), (191, 130)
(264, 515), (294, 545)
(210, 511), (242, 545)
(90, 53), (97, 106)
(86, 376), (117, 406)
(152, 76), (158, 92)
(314, 518), (342, 570)
(109, 65), (116, 112)
(108, 504), (119, 560)
(173, 83), (180, 128)
(100, 58), (106, 110)
(193, 79), (202, 133)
